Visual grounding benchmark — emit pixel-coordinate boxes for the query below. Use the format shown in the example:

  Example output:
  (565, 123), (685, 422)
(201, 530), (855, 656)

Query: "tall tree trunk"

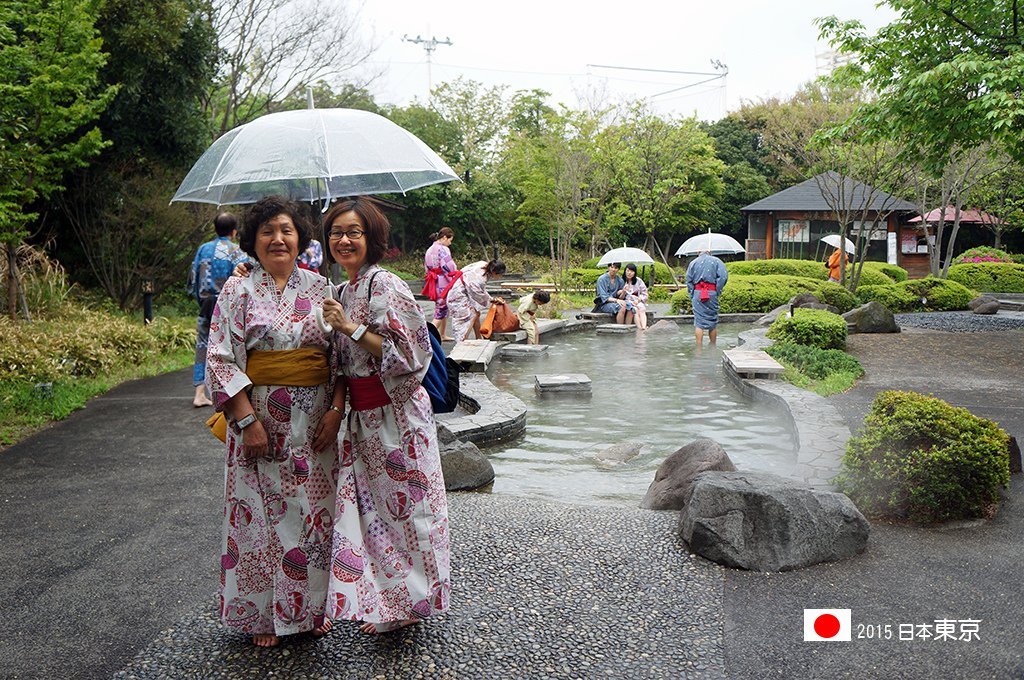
(6, 247), (18, 321)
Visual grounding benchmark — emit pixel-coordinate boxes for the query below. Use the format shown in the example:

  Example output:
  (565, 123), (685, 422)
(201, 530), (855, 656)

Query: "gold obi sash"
(207, 347), (330, 442)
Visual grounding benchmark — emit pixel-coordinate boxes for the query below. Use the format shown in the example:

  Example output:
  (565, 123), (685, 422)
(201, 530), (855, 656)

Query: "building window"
(778, 219), (809, 242)
(849, 220), (887, 240)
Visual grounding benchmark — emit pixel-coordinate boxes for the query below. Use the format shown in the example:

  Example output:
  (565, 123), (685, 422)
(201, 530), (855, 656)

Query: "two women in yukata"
(206, 196), (450, 647)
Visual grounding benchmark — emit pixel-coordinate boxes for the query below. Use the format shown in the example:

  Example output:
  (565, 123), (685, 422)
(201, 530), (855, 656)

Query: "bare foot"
(359, 618), (419, 635)
(311, 619), (333, 638)
(193, 396), (213, 408)
(252, 633), (280, 647)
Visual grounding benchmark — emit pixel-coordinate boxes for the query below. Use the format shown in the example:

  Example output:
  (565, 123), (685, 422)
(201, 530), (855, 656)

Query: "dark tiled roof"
(741, 171), (917, 212)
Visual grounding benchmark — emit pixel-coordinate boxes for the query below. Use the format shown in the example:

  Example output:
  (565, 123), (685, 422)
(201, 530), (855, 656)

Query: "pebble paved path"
(114, 493), (727, 679)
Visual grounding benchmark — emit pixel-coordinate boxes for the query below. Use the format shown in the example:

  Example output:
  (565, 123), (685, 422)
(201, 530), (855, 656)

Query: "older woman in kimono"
(320, 197), (451, 634)
(621, 263), (649, 331)
(445, 258), (506, 343)
(206, 196), (343, 647)
(685, 250), (729, 345)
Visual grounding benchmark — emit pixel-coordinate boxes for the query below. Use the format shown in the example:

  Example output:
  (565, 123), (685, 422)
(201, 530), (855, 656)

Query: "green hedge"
(765, 340), (864, 380)
(726, 258), (896, 286)
(836, 390), (1010, 523)
(766, 307), (848, 350)
(580, 258), (677, 284)
(813, 281), (858, 313)
(861, 261), (908, 283)
(0, 311), (193, 383)
(855, 277), (974, 312)
(947, 262), (1024, 293)
(669, 274), (820, 314)
(952, 246), (1015, 264)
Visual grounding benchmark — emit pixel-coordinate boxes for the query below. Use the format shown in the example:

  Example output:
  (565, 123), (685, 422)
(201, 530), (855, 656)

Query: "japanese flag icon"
(803, 609), (852, 641)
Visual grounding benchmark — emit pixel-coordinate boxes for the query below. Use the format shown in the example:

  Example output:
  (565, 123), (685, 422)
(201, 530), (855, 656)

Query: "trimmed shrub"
(813, 281), (858, 313)
(669, 274), (820, 314)
(861, 261), (908, 283)
(765, 340), (864, 380)
(952, 246), (1014, 265)
(581, 258), (677, 284)
(947, 262), (1024, 293)
(563, 267), (606, 291)
(766, 307), (848, 350)
(836, 391), (1010, 523)
(848, 265), (896, 287)
(727, 258), (828, 280)
(855, 278), (974, 312)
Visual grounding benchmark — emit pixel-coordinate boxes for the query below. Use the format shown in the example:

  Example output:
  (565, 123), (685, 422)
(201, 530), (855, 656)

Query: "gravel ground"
(895, 310), (1024, 332)
(114, 493), (726, 680)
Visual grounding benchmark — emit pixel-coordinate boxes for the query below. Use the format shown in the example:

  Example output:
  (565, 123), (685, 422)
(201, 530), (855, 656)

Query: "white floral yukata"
(327, 263), (451, 626)
(445, 261), (491, 343)
(205, 265), (338, 636)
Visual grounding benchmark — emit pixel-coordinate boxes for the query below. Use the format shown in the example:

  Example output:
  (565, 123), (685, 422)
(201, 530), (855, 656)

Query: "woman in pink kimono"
(206, 196), (343, 647)
(622, 263), (650, 331)
(422, 227), (458, 339)
(445, 259), (506, 343)
(320, 197), (451, 634)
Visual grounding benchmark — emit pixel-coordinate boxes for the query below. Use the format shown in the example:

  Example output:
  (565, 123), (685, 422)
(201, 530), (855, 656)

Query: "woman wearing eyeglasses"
(319, 197), (450, 635)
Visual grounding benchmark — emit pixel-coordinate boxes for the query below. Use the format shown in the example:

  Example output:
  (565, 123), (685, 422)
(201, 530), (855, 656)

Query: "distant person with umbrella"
(595, 262), (627, 323)
(423, 227), (458, 340)
(188, 212), (249, 407)
(686, 249), (729, 345)
(205, 196), (341, 647)
(827, 246), (848, 283)
(319, 197), (450, 635)
(622, 263), (649, 331)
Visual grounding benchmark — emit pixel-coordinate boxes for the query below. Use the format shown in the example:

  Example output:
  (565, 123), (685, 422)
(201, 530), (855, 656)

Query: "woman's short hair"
(239, 196), (311, 260)
(484, 259), (506, 277)
(534, 290), (551, 304)
(323, 197), (390, 265)
(429, 227), (454, 241)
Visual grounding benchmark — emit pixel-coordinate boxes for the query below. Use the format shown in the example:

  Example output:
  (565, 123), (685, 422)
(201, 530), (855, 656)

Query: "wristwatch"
(349, 323), (368, 342)
(236, 413), (257, 429)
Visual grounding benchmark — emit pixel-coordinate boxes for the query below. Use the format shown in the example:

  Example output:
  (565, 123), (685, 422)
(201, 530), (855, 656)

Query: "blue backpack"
(364, 271), (460, 413)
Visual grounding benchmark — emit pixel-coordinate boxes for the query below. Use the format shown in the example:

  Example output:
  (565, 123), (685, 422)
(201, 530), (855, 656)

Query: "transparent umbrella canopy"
(597, 246), (655, 266)
(171, 108), (460, 206)
(820, 234), (856, 254)
(675, 231), (745, 256)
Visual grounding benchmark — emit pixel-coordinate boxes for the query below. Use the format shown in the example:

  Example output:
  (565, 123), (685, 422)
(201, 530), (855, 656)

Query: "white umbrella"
(675, 231), (745, 256)
(820, 234), (856, 254)
(171, 108), (460, 206)
(597, 246), (655, 266)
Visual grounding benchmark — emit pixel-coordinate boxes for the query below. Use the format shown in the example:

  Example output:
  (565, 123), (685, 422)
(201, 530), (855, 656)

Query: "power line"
(401, 34), (454, 98)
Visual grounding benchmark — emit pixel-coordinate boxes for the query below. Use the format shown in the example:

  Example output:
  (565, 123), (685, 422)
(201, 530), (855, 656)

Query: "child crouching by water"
(516, 289), (551, 344)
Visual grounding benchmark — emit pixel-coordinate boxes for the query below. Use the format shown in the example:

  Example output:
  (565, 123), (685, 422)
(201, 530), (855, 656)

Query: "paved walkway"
(1, 324), (1022, 678)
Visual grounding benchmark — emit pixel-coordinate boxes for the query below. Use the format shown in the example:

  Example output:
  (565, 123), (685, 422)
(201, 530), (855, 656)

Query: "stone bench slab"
(722, 348), (784, 379)
(449, 339), (499, 372)
(500, 344), (549, 358)
(596, 323), (636, 334)
(535, 373), (592, 393)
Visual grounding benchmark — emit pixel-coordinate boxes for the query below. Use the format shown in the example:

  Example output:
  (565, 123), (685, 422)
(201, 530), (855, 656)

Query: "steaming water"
(484, 324), (797, 506)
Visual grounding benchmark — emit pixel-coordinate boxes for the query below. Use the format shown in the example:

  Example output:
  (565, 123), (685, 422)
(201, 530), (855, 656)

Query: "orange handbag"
(479, 301), (519, 338)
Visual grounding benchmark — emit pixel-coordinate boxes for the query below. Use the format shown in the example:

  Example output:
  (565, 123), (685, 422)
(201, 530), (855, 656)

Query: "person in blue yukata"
(187, 212), (249, 406)
(595, 262), (627, 324)
(685, 250), (729, 346)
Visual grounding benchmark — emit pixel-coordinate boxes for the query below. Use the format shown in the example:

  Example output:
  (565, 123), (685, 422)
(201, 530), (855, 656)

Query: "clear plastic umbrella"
(597, 246), (655, 266)
(674, 231), (745, 256)
(171, 108), (460, 206)
(820, 234), (856, 254)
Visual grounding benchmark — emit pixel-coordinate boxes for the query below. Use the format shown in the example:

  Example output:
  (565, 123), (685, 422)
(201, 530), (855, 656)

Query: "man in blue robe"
(685, 250), (729, 345)
(595, 262), (627, 323)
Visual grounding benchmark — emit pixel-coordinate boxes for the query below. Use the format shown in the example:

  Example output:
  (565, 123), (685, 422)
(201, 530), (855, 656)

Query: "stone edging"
(731, 327), (850, 489)
(434, 374), (528, 445)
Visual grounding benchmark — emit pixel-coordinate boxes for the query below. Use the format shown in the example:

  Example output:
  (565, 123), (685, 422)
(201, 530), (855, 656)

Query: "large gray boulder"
(680, 471), (870, 571)
(439, 439), (494, 491)
(640, 438), (736, 510)
(842, 301), (900, 333)
(968, 294), (999, 311)
(973, 300), (1000, 315)
(790, 292), (821, 307)
(799, 301), (841, 314)
(754, 304), (789, 327)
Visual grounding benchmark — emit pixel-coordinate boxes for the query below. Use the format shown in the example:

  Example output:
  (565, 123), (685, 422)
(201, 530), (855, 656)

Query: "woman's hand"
(311, 408), (343, 452)
(240, 419), (269, 461)
(322, 297), (354, 335)
(232, 262), (253, 278)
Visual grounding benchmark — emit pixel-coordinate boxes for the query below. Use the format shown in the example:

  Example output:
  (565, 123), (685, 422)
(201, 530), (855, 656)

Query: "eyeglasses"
(328, 229), (364, 241)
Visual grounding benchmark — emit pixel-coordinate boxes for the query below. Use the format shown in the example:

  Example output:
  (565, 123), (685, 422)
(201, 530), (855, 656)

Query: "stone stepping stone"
(449, 339), (498, 373)
(500, 344), (549, 358)
(535, 373), (591, 393)
(596, 323), (635, 334)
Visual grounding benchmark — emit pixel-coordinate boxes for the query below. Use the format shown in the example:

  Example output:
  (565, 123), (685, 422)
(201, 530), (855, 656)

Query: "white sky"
(357, 0), (897, 120)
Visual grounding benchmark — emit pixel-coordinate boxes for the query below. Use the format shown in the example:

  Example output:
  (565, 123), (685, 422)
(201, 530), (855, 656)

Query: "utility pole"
(402, 34), (453, 100)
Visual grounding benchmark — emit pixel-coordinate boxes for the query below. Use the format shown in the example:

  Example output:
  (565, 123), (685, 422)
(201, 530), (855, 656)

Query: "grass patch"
(774, 364), (863, 397)
(0, 346), (193, 448)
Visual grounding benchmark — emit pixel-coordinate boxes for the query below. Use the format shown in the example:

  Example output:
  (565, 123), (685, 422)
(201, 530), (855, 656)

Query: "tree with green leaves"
(972, 159), (1024, 249)
(818, 1), (1024, 170)
(601, 103), (725, 266)
(0, 0), (115, 318)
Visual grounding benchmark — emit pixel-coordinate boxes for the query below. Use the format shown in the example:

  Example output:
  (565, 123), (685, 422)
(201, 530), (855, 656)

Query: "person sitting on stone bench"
(594, 262), (627, 323)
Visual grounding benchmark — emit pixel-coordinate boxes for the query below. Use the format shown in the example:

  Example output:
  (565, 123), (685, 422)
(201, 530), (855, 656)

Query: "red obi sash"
(694, 281), (717, 302)
(345, 374), (391, 411)
(438, 270), (463, 301)
(421, 267), (443, 300)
